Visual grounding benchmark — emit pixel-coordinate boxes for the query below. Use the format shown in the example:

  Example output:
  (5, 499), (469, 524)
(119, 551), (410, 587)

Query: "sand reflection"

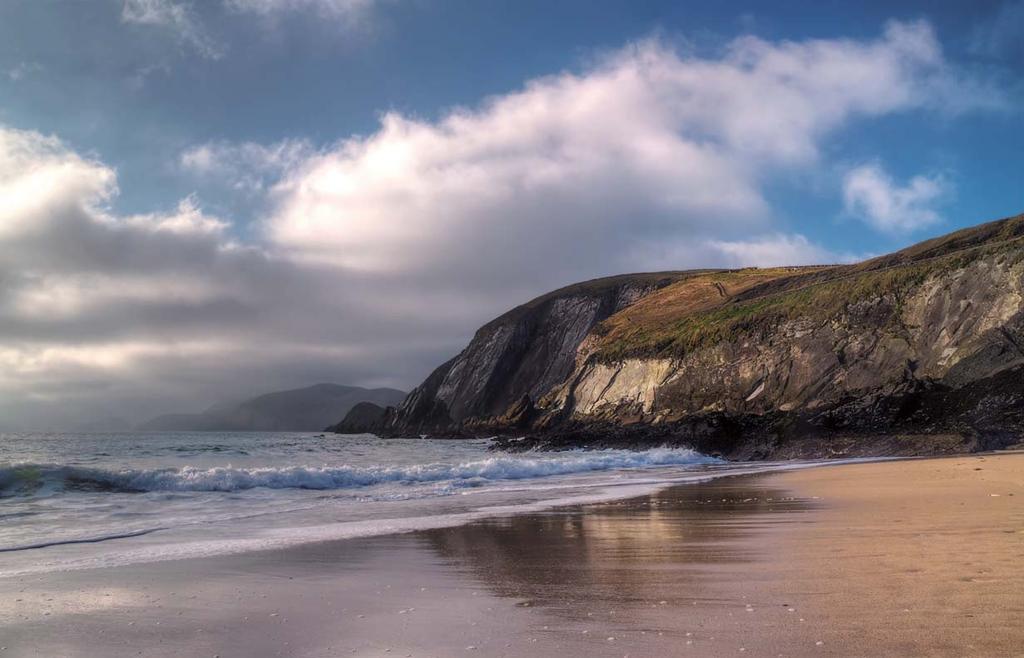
(420, 477), (816, 622)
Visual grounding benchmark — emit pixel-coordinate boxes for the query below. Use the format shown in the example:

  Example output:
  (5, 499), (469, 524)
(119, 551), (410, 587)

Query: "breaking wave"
(0, 448), (718, 496)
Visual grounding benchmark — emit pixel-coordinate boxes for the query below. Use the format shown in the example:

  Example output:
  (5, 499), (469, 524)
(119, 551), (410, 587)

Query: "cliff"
(369, 213), (1024, 458)
(384, 272), (698, 436)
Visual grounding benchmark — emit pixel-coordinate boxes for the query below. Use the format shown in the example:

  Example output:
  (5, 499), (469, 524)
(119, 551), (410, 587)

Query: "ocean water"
(0, 431), (816, 578)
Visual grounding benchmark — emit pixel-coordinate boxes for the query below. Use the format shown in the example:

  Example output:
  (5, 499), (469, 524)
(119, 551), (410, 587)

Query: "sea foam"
(0, 448), (718, 495)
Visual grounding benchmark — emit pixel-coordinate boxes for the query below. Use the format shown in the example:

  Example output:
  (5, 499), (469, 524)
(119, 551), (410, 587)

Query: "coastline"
(489, 426), (1022, 460)
(1, 452), (1021, 656)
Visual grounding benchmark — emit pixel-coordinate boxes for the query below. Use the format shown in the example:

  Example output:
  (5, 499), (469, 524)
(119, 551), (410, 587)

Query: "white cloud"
(707, 234), (858, 267)
(842, 163), (949, 234)
(121, 0), (224, 59)
(626, 233), (860, 273)
(180, 139), (314, 192)
(265, 21), (990, 284)
(0, 128), (116, 237)
(0, 125), (467, 428)
(124, 196), (230, 234)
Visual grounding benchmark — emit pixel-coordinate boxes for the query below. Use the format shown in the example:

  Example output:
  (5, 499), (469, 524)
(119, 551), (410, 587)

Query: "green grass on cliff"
(478, 270), (711, 332)
(590, 213), (1024, 363)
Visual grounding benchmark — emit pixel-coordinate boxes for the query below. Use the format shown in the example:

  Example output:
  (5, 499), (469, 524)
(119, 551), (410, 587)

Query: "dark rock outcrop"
(326, 401), (389, 434)
(379, 272), (698, 436)
(381, 213), (1024, 459)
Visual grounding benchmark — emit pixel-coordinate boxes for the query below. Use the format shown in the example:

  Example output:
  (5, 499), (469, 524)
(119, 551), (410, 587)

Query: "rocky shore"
(334, 213), (1024, 459)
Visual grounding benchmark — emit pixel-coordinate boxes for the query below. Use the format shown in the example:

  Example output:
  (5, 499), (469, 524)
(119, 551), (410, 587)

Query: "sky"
(0, 0), (1022, 429)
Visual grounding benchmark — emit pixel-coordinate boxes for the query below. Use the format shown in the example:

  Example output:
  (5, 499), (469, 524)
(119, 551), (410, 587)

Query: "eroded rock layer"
(362, 214), (1024, 458)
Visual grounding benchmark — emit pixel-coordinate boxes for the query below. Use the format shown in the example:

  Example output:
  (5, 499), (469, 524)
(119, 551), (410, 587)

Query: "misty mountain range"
(134, 384), (406, 432)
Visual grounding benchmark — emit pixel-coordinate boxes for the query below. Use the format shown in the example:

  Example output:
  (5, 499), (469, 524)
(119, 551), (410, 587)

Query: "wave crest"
(0, 448), (716, 495)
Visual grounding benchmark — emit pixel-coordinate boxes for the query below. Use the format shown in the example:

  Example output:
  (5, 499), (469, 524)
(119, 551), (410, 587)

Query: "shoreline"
(489, 427), (1023, 460)
(0, 455), (848, 579)
(1, 452), (1021, 656)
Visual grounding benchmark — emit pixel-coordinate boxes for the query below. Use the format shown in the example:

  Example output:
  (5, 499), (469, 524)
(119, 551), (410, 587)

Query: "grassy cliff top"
(588, 213), (1024, 363)
(478, 270), (711, 333)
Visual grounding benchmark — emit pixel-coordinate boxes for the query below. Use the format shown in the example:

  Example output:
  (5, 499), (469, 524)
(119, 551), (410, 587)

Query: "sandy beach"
(1, 452), (1021, 657)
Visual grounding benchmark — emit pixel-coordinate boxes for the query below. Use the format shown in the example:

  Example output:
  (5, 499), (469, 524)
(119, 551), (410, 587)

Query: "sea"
(0, 431), (824, 578)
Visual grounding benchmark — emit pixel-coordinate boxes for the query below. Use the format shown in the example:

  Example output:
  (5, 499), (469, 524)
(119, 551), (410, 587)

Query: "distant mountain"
(73, 416), (132, 433)
(138, 384), (406, 432)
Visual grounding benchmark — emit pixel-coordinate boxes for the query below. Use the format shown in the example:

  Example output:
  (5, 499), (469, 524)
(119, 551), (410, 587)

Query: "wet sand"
(1, 453), (1021, 657)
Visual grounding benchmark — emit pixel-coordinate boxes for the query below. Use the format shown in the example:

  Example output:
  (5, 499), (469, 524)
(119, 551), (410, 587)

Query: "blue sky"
(0, 1), (1021, 428)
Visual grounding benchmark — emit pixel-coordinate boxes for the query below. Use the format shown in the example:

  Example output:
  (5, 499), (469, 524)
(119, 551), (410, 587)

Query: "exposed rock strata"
(382, 273), (698, 436)
(350, 214), (1024, 459)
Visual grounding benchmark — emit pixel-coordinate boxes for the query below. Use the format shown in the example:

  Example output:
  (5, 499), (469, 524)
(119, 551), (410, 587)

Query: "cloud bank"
(0, 21), (999, 428)
(265, 21), (986, 284)
(0, 126), (446, 428)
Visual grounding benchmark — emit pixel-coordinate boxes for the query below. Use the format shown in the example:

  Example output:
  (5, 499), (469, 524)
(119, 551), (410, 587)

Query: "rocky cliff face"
(374, 214), (1024, 458)
(384, 273), (696, 435)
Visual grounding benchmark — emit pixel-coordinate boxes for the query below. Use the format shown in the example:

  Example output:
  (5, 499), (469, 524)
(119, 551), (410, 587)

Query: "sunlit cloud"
(266, 21), (991, 281)
(842, 163), (949, 234)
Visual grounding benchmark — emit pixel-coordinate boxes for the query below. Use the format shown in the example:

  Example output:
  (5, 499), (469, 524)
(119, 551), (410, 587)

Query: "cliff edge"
(352, 213), (1024, 459)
